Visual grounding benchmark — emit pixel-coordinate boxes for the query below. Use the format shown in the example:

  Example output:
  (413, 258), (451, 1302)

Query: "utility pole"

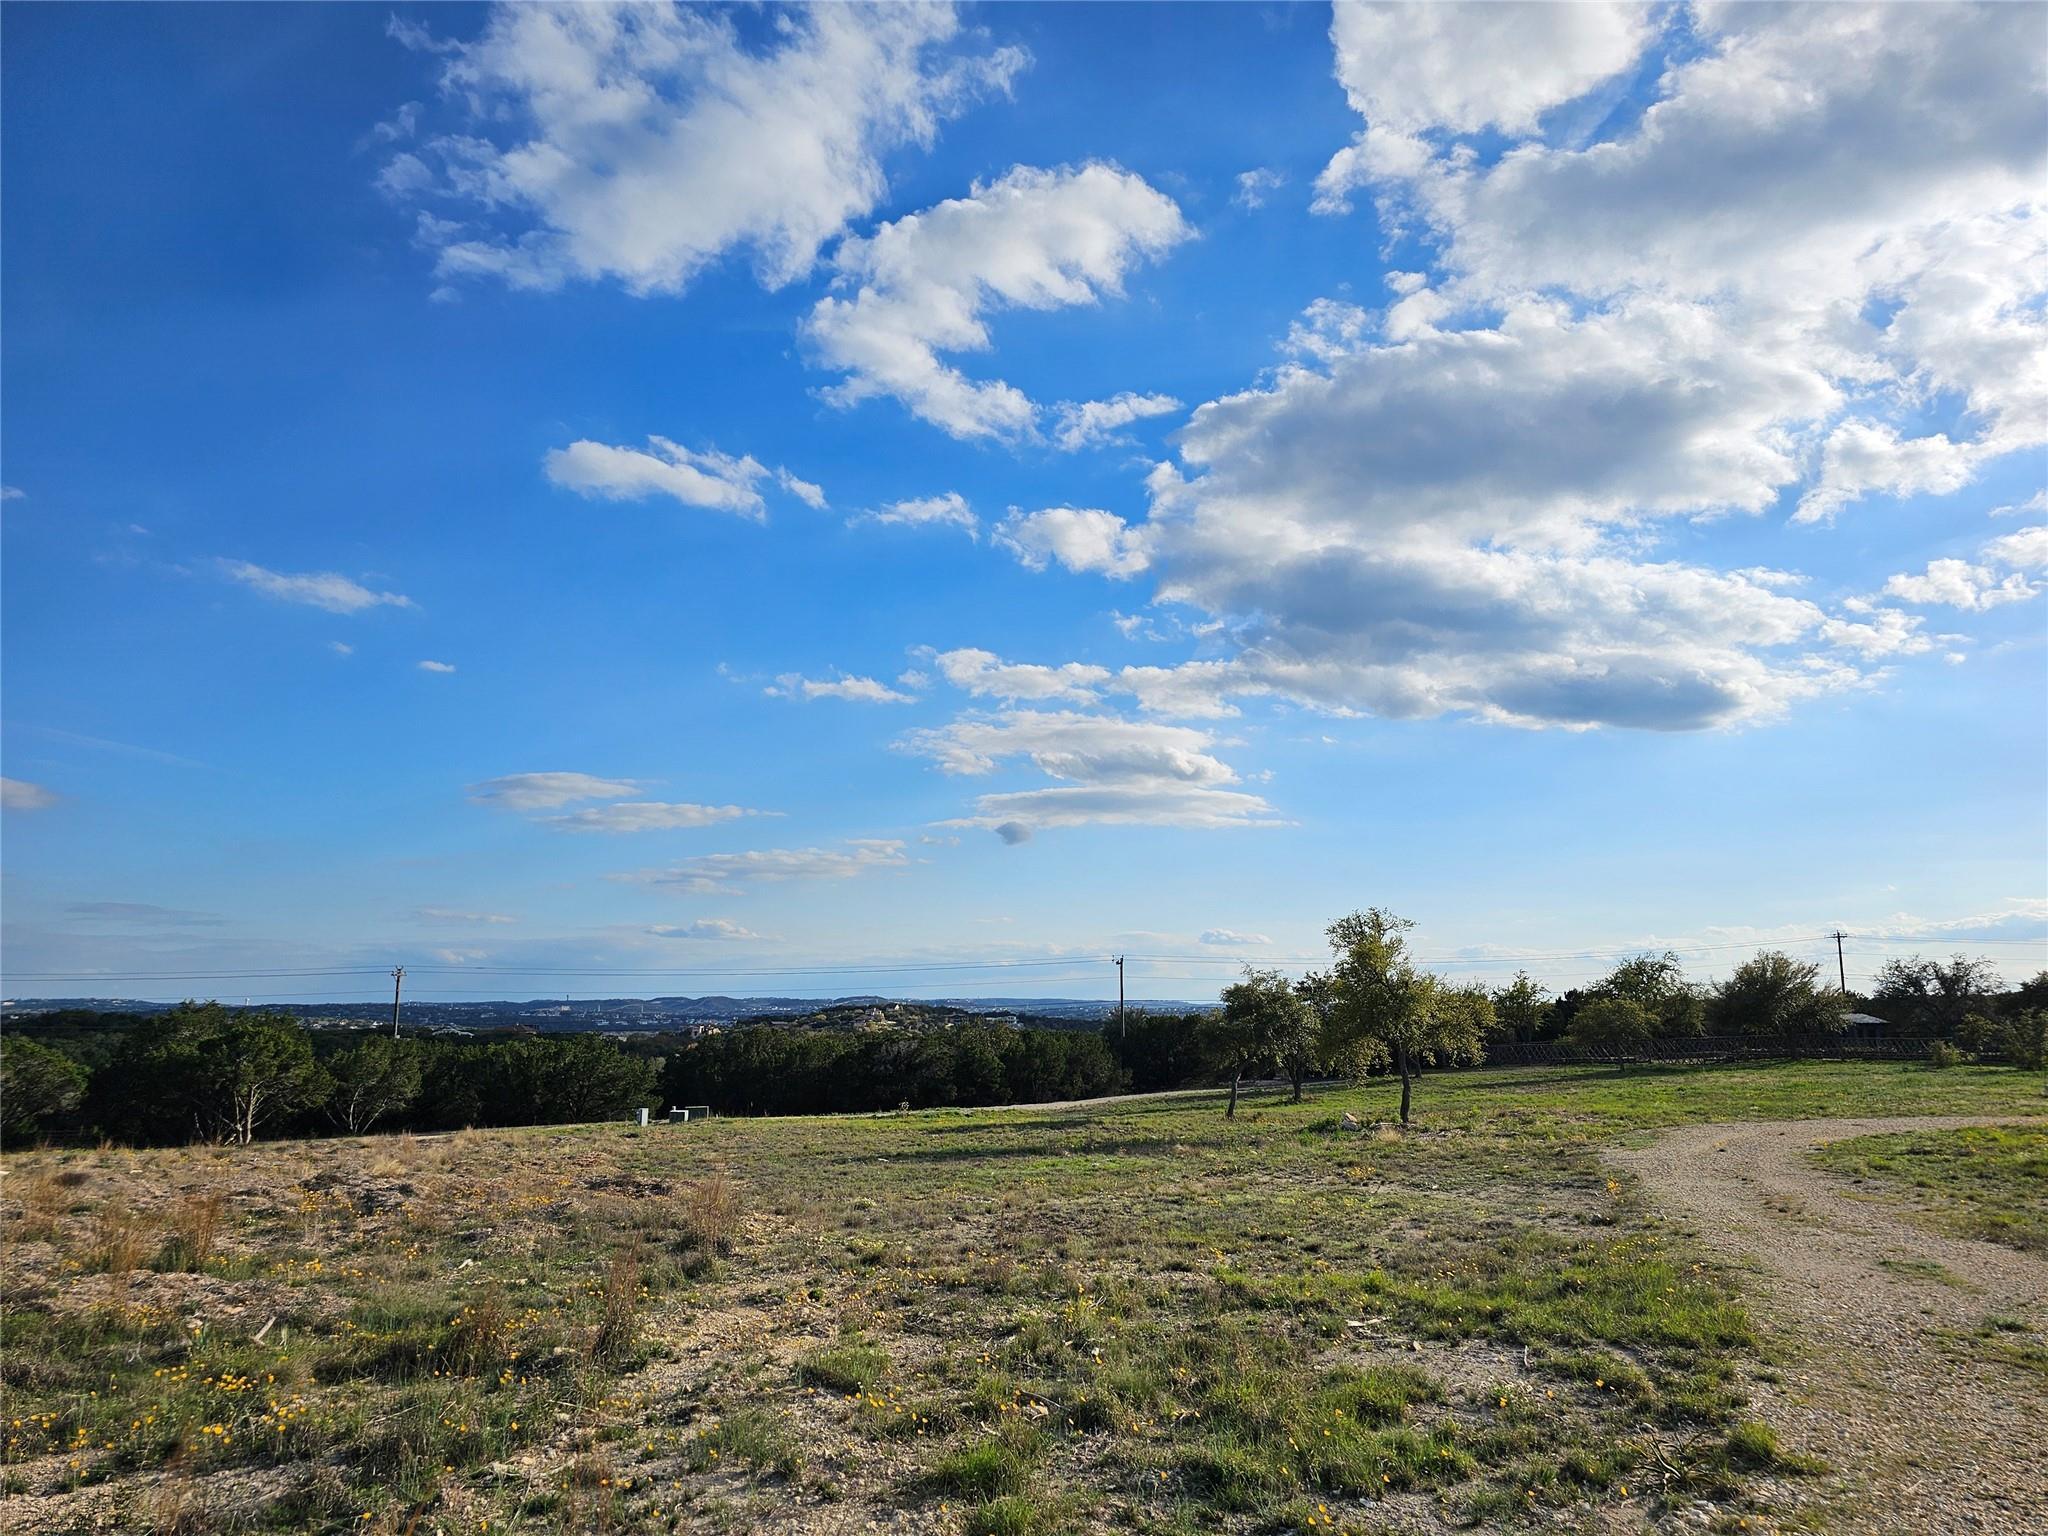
(391, 966), (405, 1038)
(1115, 954), (1126, 1038)
(1831, 931), (1848, 994)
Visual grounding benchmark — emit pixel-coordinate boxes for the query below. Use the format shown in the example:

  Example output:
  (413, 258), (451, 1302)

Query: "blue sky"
(4, 2), (2044, 1007)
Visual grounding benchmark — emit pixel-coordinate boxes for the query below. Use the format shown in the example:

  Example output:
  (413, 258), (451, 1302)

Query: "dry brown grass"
(6, 1167), (68, 1242)
(157, 1189), (226, 1272)
(683, 1169), (742, 1254)
(591, 1252), (641, 1365)
(83, 1203), (152, 1273)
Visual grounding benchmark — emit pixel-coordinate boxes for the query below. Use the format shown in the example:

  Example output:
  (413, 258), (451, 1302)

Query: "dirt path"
(1610, 1116), (2048, 1535)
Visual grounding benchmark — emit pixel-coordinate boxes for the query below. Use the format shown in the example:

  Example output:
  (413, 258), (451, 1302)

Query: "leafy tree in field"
(1320, 909), (1486, 1125)
(1958, 1009), (2048, 1069)
(1208, 967), (1309, 1117)
(324, 1037), (424, 1135)
(1587, 952), (1705, 1039)
(1, 1036), (89, 1142)
(1569, 996), (1657, 1055)
(1872, 955), (2003, 1038)
(1709, 951), (1844, 1037)
(1490, 971), (1553, 1044)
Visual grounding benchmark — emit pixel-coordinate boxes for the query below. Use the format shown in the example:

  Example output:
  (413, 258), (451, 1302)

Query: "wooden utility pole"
(391, 966), (405, 1038)
(1115, 954), (1126, 1038)
(1831, 931), (1848, 994)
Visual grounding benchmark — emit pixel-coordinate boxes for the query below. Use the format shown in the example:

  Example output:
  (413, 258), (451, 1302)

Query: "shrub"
(1926, 1040), (1971, 1069)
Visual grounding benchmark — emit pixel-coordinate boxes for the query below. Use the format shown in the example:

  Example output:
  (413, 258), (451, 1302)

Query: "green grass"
(2, 1060), (2040, 1533)
(1814, 1123), (2048, 1255)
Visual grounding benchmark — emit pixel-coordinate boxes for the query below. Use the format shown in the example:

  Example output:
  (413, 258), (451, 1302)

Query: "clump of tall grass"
(154, 1191), (226, 1273)
(682, 1172), (742, 1255)
(84, 1205), (152, 1273)
(591, 1253), (641, 1365)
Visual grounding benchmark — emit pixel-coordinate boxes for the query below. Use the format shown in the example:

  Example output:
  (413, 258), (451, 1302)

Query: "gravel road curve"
(1610, 1115), (2048, 1535)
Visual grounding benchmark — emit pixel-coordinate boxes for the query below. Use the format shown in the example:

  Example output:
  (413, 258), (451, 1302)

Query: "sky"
(3, 1), (2045, 1008)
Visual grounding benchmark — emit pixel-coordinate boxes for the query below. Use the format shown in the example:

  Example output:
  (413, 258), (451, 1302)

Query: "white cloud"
(1314, 0), (1653, 212)
(867, 492), (977, 536)
(329, 641), (355, 657)
(417, 659), (457, 674)
(1882, 560), (2036, 613)
(899, 708), (1283, 838)
(1200, 928), (1273, 947)
(544, 801), (757, 833)
(931, 648), (1109, 705)
(545, 436), (820, 520)
(994, 507), (1149, 579)
(996, 8), (2045, 735)
(418, 907), (517, 924)
(386, 4), (1024, 295)
(2, 777), (59, 811)
(0, 485), (24, 501)
(1986, 525), (2048, 571)
(1794, 423), (1981, 526)
(467, 772), (643, 810)
(1051, 392), (1180, 451)
(647, 919), (766, 941)
(1233, 168), (1286, 210)
(221, 560), (416, 615)
(767, 672), (918, 704)
(805, 163), (1190, 439)
(620, 838), (908, 894)
(1991, 490), (2047, 519)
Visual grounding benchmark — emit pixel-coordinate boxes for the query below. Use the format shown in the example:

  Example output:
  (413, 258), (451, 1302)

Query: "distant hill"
(1, 994), (1218, 1029)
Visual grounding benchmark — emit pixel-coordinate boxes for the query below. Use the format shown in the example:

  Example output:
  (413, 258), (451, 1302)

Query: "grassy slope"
(2, 1062), (2041, 1536)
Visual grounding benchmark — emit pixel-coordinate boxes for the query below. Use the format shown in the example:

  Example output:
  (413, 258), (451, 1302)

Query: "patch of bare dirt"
(1610, 1116), (2048, 1535)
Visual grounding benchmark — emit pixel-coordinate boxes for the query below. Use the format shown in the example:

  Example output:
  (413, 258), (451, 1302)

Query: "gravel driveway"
(1610, 1116), (2048, 1535)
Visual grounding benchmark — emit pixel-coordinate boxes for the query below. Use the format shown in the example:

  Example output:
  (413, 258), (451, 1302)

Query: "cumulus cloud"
(383, 3), (1023, 295)
(766, 672), (918, 704)
(1314, 0), (1653, 211)
(931, 648), (1109, 704)
(994, 507), (1149, 579)
(986, 7), (2044, 734)
(1986, 525), (2048, 571)
(1882, 559), (2036, 613)
(0, 777), (58, 811)
(221, 560), (416, 615)
(619, 838), (908, 893)
(647, 919), (767, 941)
(545, 436), (820, 520)
(805, 163), (1190, 439)
(867, 492), (977, 536)
(899, 709), (1283, 838)
(1050, 392), (1180, 451)
(417, 659), (457, 674)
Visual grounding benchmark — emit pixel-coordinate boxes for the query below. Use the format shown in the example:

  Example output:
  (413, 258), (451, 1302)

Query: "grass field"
(3, 1061), (2042, 1536)
(1812, 1122), (2048, 1256)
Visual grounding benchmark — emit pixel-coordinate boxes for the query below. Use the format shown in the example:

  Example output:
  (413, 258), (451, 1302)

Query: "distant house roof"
(1841, 1012), (1887, 1026)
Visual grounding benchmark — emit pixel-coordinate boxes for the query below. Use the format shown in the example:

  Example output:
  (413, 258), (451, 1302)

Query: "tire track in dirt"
(1610, 1116), (2048, 1535)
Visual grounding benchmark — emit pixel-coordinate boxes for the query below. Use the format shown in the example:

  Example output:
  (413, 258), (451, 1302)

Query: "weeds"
(153, 1190), (225, 1273)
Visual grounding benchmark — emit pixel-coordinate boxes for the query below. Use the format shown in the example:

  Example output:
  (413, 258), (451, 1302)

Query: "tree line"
(3, 917), (2041, 1146)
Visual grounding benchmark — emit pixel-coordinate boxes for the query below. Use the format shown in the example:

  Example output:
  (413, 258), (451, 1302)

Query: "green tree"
(1588, 952), (1704, 1039)
(324, 1036), (424, 1135)
(1489, 971), (1552, 1044)
(1569, 996), (1657, 1056)
(1, 1035), (89, 1143)
(1208, 967), (1309, 1117)
(1320, 909), (1486, 1125)
(93, 1003), (326, 1145)
(1709, 950), (1844, 1037)
(1872, 955), (2003, 1037)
